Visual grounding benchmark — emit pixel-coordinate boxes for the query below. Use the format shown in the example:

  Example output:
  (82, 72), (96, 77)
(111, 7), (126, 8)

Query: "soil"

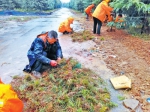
(73, 12), (150, 111)
(1, 10), (150, 111)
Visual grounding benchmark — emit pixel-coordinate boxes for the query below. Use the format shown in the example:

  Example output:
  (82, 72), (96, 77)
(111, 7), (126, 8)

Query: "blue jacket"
(27, 37), (62, 67)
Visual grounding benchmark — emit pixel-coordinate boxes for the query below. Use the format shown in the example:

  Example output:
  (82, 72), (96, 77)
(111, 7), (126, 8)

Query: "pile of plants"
(11, 58), (117, 112)
(71, 30), (94, 42)
(6, 16), (38, 22)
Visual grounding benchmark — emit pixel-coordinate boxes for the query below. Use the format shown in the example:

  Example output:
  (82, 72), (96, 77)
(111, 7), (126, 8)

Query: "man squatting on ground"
(23, 30), (63, 77)
(58, 17), (74, 34)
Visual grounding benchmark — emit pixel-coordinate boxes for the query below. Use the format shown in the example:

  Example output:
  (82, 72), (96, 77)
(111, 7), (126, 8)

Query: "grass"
(100, 37), (105, 41)
(11, 58), (117, 112)
(135, 33), (150, 41)
(14, 8), (54, 13)
(6, 16), (38, 22)
(71, 30), (94, 42)
(126, 26), (150, 40)
(117, 95), (125, 101)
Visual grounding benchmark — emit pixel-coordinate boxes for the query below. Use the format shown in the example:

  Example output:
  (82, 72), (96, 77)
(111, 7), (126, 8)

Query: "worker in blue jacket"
(23, 30), (63, 77)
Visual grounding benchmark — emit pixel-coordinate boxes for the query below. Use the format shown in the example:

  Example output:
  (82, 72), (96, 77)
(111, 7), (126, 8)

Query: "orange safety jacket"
(92, 1), (113, 22)
(58, 17), (74, 33)
(84, 4), (95, 16)
(115, 16), (123, 22)
(0, 79), (23, 112)
(58, 21), (67, 33)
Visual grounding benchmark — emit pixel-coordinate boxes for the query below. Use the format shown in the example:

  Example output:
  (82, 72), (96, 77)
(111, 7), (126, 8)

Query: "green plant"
(71, 30), (93, 42)
(12, 75), (19, 79)
(100, 37), (105, 41)
(6, 16), (38, 22)
(110, 0), (150, 35)
(107, 102), (118, 108)
(11, 58), (115, 112)
(117, 95), (125, 101)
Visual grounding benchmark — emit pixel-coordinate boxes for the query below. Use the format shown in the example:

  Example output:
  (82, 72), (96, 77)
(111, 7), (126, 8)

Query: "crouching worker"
(115, 13), (125, 28)
(115, 13), (123, 23)
(23, 30), (63, 78)
(84, 4), (95, 20)
(58, 17), (74, 34)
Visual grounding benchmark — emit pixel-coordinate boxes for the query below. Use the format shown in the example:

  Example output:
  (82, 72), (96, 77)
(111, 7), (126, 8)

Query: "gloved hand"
(50, 60), (57, 67)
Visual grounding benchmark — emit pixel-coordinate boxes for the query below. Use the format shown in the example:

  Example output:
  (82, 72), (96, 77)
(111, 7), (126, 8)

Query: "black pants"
(93, 17), (102, 34)
(32, 60), (50, 73)
(32, 52), (50, 73)
(63, 31), (69, 34)
(86, 13), (89, 20)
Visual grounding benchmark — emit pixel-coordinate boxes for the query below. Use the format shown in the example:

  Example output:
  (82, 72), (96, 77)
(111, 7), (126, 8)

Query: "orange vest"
(115, 16), (123, 22)
(58, 17), (74, 33)
(92, 1), (113, 22)
(84, 4), (94, 15)
(58, 22), (66, 33)
(37, 33), (48, 44)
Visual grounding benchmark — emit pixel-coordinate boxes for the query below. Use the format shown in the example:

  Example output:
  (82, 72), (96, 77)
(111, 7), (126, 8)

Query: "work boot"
(23, 65), (31, 73)
(31, 71), (41, 78)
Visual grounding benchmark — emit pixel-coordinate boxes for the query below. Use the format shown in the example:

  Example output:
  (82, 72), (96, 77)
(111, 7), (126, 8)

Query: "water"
(59, 34), (129, 112)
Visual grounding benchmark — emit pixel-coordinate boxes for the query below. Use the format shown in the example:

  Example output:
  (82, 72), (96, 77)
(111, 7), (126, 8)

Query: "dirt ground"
(1, 11), (150, 111)
(73, 13), (150, 111)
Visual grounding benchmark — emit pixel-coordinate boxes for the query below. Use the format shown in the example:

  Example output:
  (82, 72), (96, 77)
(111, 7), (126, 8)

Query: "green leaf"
(19, 85), (26, 91)
(49, 74), (56, 82)
(68, 99), (75, 107)
(117, 95), (125, 101)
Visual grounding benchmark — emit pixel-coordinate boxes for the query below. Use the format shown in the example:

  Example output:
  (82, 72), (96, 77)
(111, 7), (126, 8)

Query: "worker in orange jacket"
(115, 13), (125, 28)
(115, 13), (123, 23)
(58, 17), (74, 34)
(92, 0), (113, 36)
(106, 13), (125, 32)
(84, 4), (95, 20)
